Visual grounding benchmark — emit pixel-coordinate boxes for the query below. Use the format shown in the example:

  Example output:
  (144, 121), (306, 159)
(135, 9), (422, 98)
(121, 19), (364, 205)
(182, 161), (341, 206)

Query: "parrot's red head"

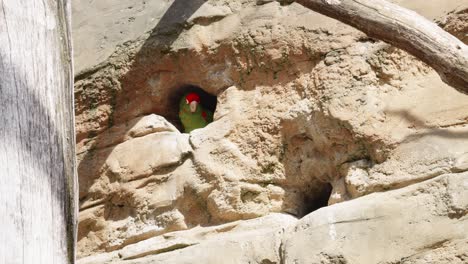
(185, 93), (200, 104)
(185, 93), (200, 113)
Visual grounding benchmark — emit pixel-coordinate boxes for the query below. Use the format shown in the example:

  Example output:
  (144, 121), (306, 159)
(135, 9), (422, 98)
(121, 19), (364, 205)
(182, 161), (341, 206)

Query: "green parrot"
(179, 92), (213, 133)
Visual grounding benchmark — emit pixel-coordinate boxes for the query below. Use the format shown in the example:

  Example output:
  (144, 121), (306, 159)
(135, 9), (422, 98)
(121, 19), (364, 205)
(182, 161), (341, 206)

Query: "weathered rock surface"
(283, 172), (468, 264)
(77, 172), (468, 264)
(398, 239), (468, 264)
(439, 7), (468, 44)
(105, 132), (191, 181)
(78, 213), (297, 264)
(77, 115), (199, 255)
(73, 0), (468, 261)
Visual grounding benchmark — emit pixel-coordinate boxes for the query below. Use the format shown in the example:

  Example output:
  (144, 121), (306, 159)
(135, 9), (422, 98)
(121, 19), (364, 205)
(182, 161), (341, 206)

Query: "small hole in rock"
(167, 85), (217, 133)
(302, 182), (333, 216)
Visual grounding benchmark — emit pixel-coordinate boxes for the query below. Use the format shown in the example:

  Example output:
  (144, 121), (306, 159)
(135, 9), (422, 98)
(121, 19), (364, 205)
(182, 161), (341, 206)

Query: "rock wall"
(74, 0), (468, 262)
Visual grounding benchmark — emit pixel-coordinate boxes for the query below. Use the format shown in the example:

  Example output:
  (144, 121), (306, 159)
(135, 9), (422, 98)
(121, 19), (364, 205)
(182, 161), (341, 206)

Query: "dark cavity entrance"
(167, 85), (217, 132)
(301, 182), (333, 216)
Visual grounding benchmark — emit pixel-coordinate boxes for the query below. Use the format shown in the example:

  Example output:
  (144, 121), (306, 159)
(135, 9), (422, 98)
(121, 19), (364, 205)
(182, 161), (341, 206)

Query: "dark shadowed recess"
(166, 84), (217, 131)
(302, 183), (333, 216)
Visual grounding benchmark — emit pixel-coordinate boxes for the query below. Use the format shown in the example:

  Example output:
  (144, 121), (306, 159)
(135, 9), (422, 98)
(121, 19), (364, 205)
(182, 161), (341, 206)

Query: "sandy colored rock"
(73, 0), (468, 261)
(119, 237), (198, 260)
(77, 124), (200, 256)
(283, 172), (468, 264)
(77, 213), (297, 264)
(77, 173), (468, 264)
(106, 132), (191, 181)
(77, 114), (179, 153)
(77, 252), (120, 264)
(439, 8), (468, 44)
(398, 238), (468, 264)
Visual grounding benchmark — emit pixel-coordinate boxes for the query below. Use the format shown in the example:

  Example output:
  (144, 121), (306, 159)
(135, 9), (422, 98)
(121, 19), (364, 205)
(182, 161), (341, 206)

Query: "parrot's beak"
(189, 101), (198, 113)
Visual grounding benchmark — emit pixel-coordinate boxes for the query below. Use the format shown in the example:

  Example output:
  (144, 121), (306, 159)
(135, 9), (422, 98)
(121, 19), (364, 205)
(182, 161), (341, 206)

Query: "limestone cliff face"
(74, 1), (468, 263)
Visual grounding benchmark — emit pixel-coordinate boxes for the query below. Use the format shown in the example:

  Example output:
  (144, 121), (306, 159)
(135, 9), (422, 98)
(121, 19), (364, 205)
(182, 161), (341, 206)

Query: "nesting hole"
(166, 85), (217, 132)
(301, 182), (333, 216)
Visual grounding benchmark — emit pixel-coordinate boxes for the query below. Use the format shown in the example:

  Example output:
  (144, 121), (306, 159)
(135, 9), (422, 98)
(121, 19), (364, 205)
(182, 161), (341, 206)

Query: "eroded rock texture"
(439, 7), (468, 44)
(74, 0), (468, 263)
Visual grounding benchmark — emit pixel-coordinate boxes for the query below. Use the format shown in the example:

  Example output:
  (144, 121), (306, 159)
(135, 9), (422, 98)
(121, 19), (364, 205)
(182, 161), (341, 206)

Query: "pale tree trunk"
(281, 0), (468, 94)
(0, 1), (76, 264)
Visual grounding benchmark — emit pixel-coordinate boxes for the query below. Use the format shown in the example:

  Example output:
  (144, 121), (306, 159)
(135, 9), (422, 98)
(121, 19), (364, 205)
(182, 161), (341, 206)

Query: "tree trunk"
(286, 0), (468, 94)
(0, 1), (76, 263)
